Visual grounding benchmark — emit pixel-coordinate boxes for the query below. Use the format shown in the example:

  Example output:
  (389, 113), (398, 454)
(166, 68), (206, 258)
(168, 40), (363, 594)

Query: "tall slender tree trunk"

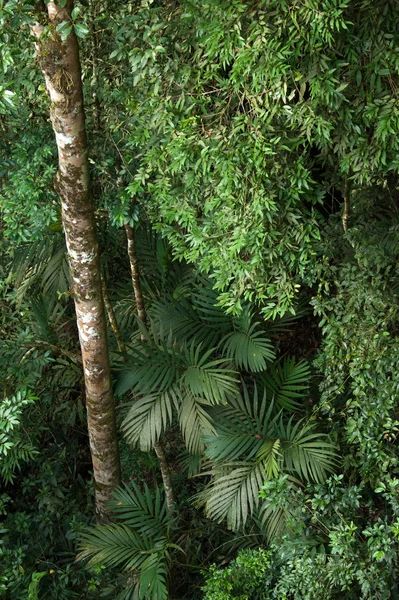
(32, 1), (121, 520)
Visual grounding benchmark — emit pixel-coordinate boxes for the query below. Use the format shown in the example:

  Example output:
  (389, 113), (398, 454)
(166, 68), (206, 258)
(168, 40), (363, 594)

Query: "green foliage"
(78, 484), (177, 600)
(3, 1), (399, 599)
(0, 390), (37, 484)
(103, 0), (399, 315)
(199, 386), (337, 531)
(203, 549), (272, 600)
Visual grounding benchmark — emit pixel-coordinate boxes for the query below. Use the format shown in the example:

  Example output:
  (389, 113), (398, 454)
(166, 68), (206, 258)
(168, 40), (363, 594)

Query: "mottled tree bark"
(32, 1), (121, 520)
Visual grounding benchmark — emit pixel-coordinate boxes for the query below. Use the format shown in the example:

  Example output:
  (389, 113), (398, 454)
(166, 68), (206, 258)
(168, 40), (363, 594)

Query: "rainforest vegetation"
(2, 1), (399, 598)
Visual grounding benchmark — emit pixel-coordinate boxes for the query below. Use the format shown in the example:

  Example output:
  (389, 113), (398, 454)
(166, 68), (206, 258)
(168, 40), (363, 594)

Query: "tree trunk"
(124, 222), (175, 511)
(153, 440), (175, 512)
(32, 1), (121, 520)
(125, 223), (147, 325)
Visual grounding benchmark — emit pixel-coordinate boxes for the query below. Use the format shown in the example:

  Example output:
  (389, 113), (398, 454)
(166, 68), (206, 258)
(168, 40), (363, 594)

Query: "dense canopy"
(2, 1), (399, 599)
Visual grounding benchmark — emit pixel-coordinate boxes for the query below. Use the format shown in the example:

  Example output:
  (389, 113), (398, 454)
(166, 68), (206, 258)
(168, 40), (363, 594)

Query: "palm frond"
(42, 245), (70, 298)
(191, 279), (232, 332)
(279, 418), (339, 482)
(200, 462), (266, 531)
(122, 386), (178, 450)
(78, 526), (168, 600)
(114, 341), (183, 397)
(179, 393), (215, 454)
(258, 500), (291, 540)
(199, 385), (338, 530)
(181, 342), (239, 404)
(11, 234), (69, 303)
(150, 296), (222, 348)
(139, 551), (168, 600)
(259, 357), (311, 410)
(203, 386), (276, 462)
(78, 483), (171, 600)
(77, 524), (160, 570)
(109, 484), (174, 538)
(178, 450), (203, 478)
(220, 307), (275, 372)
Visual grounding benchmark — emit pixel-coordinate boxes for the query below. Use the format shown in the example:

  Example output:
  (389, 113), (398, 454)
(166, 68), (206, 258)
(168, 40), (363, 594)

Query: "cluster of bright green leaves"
(313, 186), (399, 482)
(204, 473), (399, 599)
(103, 0), (399, 315)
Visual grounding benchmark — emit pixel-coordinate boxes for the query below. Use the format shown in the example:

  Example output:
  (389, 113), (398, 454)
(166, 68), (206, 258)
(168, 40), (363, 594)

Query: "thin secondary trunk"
(124, 222), (175, 511)
(32, 1), (121, 520)
(125, 223), (147, 325)
(153, 441), (175, 512)
(342, 174), (351, 233)
(101, 274), (126, 354)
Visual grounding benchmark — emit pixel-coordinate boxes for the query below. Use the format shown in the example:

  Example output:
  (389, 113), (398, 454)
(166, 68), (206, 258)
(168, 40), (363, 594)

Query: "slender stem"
(342, 175), (351, 233)
(154, 440), (175, 512)
(101, 274), (126, 354)
(22, 341), (82, 364)
(124, 223), (146, 325)
(124, 222), (175, 510)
